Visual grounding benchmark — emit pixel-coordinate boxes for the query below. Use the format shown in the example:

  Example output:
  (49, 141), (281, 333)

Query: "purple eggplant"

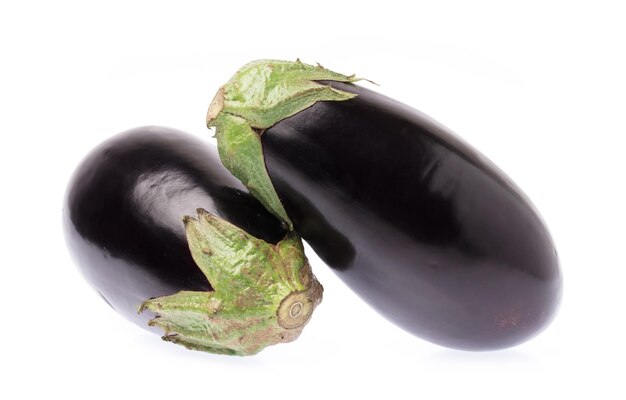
(63, 126), (322, 355)
(207, 59), (562, 350)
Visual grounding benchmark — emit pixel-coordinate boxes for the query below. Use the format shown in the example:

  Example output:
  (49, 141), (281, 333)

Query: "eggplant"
(207, 60), (562, 351)
(63, 126), (322, 355)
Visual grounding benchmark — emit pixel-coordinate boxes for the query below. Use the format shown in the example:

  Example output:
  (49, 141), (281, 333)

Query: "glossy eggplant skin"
(262, 82), (562, 350)
(63, 127), (285, 328)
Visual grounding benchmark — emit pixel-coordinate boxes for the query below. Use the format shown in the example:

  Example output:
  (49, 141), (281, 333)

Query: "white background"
(2, 1), (625, 399)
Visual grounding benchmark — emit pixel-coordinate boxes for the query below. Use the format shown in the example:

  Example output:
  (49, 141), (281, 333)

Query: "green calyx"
(207, 59), (364, 229)
(139, 208), (323, 356)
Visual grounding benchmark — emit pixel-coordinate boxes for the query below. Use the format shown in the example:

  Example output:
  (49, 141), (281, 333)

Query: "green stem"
(207, 59), (364, 228)
(139, 208), (322, 356)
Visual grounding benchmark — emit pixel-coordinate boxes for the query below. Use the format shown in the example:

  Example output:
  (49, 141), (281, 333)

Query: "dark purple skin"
(261, 82), (562, 350)
(63, 127), (285, 328)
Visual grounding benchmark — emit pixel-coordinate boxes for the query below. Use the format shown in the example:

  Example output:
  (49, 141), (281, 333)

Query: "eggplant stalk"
(140, 208), (322, 355)
(206, 59), (363, 228)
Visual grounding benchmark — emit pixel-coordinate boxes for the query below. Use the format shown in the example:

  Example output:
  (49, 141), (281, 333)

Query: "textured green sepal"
(139, 208), (323, 356)
(207, 59), (364, 228)
(213, 113), (292, 229)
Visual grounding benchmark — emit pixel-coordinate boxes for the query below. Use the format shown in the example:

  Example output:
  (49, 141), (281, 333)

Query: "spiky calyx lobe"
(139, 208), (322, 356)
(206, 59), (364, 228)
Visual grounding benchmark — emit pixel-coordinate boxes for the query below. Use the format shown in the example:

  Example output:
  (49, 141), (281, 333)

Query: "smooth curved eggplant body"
(63, 127), (287, 328)
(260, 82), (562, 350)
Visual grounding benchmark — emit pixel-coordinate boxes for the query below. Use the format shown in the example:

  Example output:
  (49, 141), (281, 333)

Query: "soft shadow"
(424, 348), (538, 366)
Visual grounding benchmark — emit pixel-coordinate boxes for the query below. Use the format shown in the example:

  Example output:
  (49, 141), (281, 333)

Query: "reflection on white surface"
(425, 348), (537, 365)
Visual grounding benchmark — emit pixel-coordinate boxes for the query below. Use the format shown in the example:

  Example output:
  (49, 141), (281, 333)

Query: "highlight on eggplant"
(207, 59), (562, 351)
(63, 126), (322, 356)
